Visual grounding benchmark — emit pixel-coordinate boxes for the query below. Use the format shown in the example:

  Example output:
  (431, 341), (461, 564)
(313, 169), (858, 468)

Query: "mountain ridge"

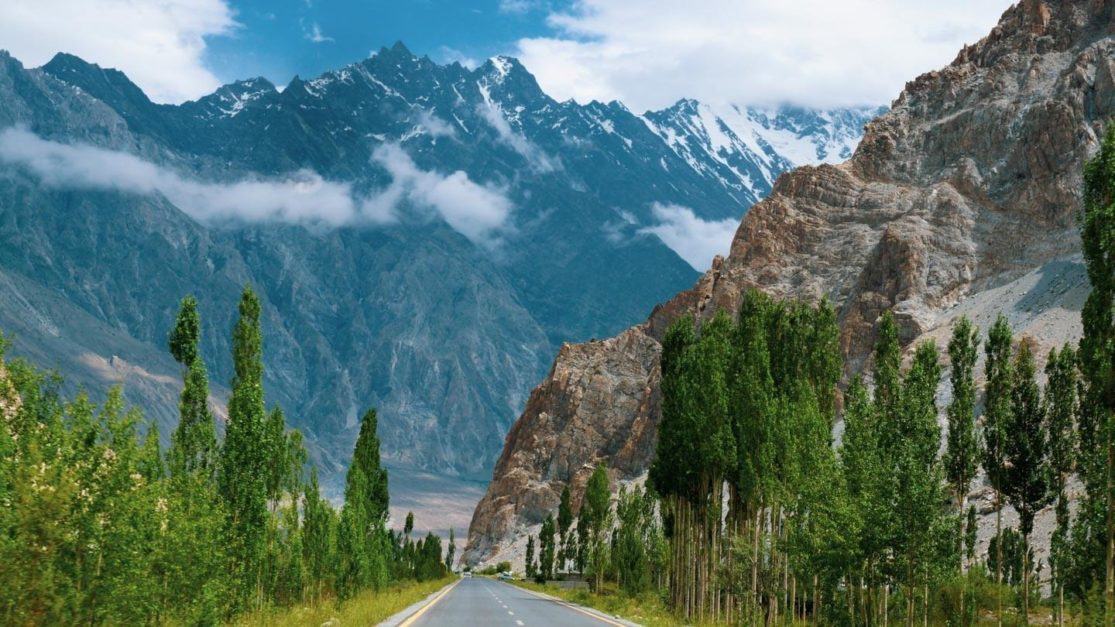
(0, 43), (879, 502)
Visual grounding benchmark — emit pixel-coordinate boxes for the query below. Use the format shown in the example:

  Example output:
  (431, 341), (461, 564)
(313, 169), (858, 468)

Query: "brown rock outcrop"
(465, 0), (1115, 564)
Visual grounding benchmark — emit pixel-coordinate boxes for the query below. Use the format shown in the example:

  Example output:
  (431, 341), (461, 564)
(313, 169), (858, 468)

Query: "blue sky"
(0, 0), (1013, 110)
(203, 0), (568, 86)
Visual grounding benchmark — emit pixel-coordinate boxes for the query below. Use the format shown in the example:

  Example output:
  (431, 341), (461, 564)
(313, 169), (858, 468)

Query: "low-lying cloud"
(477, 103), (558, 172)
(0, 127), (513, 247)
(638, 202), (738, 271)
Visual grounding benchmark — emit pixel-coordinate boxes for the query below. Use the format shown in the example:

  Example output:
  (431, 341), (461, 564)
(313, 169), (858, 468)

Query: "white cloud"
(514, 0), (1013, 111)
(416, 110), (458, 139)
(0, 128), (514, 247)
(305, 22), (334, 44)
(639, 203), (738, 271)
(0, 0), (236, 104)
(436, 46), (480, 70)
(477, 103), (558, 172)
(371, 144), (513, 248)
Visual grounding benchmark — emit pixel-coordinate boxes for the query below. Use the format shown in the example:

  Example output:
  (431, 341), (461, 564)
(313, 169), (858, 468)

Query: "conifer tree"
(219, 285), (270, 607)
(1080, 124), (1115, 618)
(1003, 339), (1054, 618)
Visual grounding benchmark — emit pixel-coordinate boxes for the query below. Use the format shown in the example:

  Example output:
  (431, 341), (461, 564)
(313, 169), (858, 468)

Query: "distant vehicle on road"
(497, 572), (513, 581)
(462, 571), (472, 578)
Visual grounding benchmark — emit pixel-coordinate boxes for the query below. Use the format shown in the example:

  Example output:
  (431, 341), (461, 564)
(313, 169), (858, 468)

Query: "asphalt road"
(399, 577), (629, 627)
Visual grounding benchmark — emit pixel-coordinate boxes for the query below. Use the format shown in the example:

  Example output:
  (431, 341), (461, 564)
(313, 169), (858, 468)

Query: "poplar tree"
(558, 485), (573, 570)
(539, 514), (556, 582)
(219, 285), (270, 607)
(983, 314), (1013, 614)
(1046, 345), (1078, 623)
(338, 408), (390, 596)
(302, 468), (335, 602)
(584, 463), (612, 592)
(1080, 123), (1115, 618)
(1003, 339), (1053, 618)
(446, 528), (456, 571)
(168, 296), (216, 477)
(945, 317), (980, 519)
(525, 535), (536, 580)
(945, 316), (980, 620)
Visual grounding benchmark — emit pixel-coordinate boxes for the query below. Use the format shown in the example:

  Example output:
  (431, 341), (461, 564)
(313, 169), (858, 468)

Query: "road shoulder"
(378, 578), (461, 627)
(502, 580), (642, 627)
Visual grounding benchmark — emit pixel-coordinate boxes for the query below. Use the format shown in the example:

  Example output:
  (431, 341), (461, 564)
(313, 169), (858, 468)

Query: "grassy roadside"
(508, 579), (686, 626)
(233, 577), (456, 626)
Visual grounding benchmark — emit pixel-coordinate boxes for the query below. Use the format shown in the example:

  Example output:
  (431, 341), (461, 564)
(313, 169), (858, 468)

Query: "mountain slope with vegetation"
(466, 0), (1115, 576)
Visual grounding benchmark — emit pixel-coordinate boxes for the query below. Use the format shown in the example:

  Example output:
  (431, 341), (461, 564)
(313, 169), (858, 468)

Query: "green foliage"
(168, 294), (201, 367)
(612, 484), (664, 595)
(1079, 123), (1115, 617)
(220, 285), (271, 606)
(525, 534), (536, 580)
(539, 513), (556, 582)
(945, 316), (980, 509)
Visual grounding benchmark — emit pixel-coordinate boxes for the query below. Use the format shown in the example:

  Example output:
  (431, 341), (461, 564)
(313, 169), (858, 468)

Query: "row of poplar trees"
(0, 285), (446, 625)
(640, 124), (1115, 624)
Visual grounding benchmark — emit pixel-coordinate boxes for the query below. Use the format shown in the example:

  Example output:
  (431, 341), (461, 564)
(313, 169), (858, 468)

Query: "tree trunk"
(1022, 532), (1030, 622)
(1108, 428), (1114, 627)
(996, 486), (1003, 627)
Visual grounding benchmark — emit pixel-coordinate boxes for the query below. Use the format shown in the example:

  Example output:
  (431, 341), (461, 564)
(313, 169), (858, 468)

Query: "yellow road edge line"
(502, 580), (628, 627)
(397, 579), (461, 627)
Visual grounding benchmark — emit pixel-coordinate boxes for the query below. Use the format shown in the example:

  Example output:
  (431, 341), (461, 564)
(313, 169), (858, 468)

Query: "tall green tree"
(338, 408), (390, 597)
(1003, 339), (1054, 618)
(168, 295), (200, 368)
(1080, 123), (1115, 618)
(525, 535), (536, 580)
(539, 514), (556, 582)
(219, 285), (270, 607)
(983, 314), (1013, 616)
(892, 340), (948, 625)
(167, 296), (216, 477)
(558, 484), (573, 570)
(945, 316), (980, 621)
(584, 463), (613, 591)
(1046, 345), (1079, 623)
(945, 317), (980, 520)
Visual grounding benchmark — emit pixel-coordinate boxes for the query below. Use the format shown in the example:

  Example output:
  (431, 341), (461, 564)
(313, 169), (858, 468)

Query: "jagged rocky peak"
(465, 0), (1115, 565)
(188, 77), (278, 120)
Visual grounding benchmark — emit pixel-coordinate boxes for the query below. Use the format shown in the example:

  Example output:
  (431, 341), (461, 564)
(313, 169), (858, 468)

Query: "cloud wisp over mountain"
(639, 202), (739, 271)
(0, 127), (513, 246)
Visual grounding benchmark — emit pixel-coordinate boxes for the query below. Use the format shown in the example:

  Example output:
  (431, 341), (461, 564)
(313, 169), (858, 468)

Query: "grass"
(508, 579), (691, 626)
(233, 577), (456, 626)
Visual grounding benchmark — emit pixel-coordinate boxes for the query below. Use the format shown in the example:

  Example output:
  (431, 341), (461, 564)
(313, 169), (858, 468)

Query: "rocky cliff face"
(466, 0), (1115, 564)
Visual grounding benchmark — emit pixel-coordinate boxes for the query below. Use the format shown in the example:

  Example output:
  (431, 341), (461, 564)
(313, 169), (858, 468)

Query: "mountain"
(0, 42), (877, 508)
(465, 0), (1114, 564)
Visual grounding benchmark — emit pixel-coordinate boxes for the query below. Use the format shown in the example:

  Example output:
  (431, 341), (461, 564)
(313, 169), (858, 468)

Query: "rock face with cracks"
(466, 0), (1115, 565)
